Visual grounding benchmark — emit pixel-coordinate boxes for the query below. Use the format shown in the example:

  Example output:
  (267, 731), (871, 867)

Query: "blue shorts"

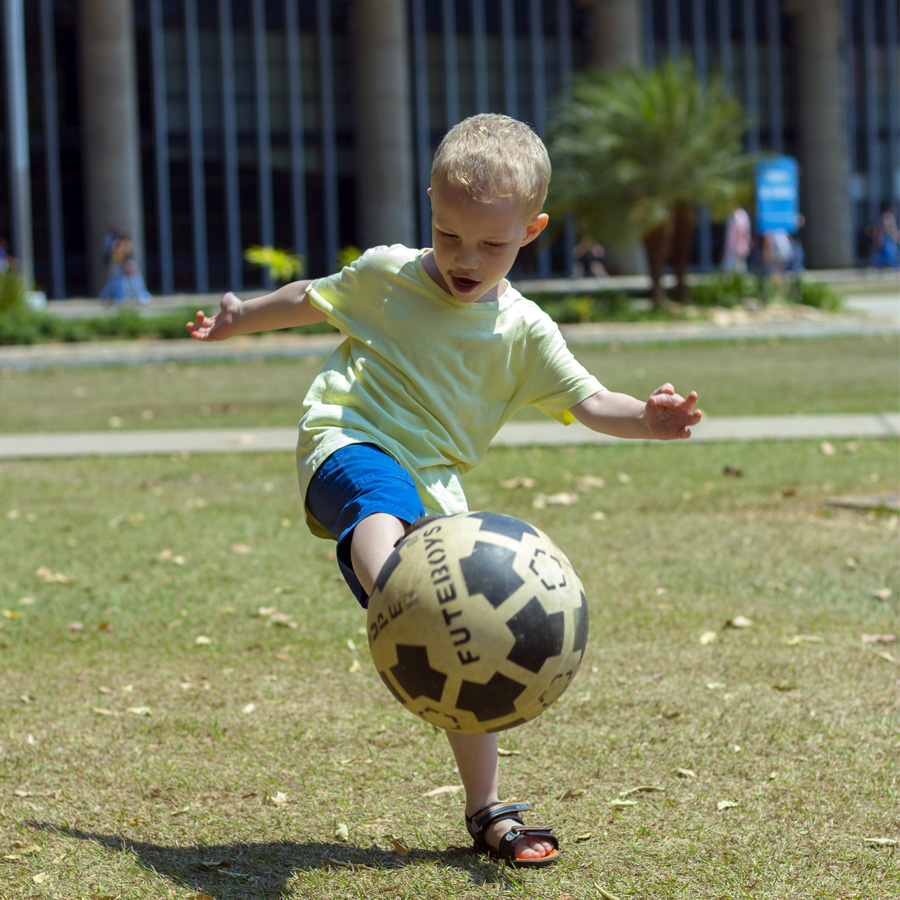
(305, 443), (426, 608)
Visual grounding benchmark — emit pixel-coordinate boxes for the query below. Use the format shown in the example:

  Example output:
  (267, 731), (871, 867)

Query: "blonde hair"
(430, 114), (551, 217)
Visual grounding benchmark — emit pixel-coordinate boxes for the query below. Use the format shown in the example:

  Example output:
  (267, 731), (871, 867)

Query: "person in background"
(867, 204), (900, 270)
(571, 234), (607, 277)
(100, 232), (151, 304)
(721, 206), (751, 273)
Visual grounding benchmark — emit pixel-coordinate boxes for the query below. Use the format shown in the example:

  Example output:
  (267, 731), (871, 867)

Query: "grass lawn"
(1, 335), (898, 433)
(2, 437), (898, 899)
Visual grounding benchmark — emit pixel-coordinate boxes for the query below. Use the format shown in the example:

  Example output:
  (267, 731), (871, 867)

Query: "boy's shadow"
(28, 821), (508, 898)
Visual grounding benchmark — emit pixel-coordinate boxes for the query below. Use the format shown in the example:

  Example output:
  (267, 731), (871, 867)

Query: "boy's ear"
(521, 213), (549, 246)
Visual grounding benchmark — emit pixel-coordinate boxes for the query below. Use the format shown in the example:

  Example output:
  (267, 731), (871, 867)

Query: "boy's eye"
(486, 242), (505, 248)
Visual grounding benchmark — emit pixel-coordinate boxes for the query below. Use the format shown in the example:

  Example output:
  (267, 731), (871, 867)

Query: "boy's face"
(423, 182), (548, 304)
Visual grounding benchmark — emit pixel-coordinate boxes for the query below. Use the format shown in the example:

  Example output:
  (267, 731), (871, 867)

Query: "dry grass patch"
(1, 440), (897, 899)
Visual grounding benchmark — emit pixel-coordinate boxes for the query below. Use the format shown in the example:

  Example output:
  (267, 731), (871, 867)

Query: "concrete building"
(1, 0), (897, 298)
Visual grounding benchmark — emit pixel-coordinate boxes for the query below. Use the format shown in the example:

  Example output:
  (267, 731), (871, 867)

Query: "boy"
(187, 114), (701, 867)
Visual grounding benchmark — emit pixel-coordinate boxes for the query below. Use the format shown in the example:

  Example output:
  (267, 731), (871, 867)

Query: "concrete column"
(351, 0), (415, 250)
(583, 0), (643, 70)
(790, 0), (853, 267)
(580, 0), (646, 274)
(77, 0), (144, 293)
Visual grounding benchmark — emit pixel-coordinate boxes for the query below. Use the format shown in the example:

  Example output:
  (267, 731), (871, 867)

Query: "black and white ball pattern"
(367, 511), (589, 733)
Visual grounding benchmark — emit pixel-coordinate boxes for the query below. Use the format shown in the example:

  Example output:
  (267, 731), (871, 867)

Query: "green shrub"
(688, 272), (755, 307)
(0, 268), (29, 313)
(795, 279), (841, 310)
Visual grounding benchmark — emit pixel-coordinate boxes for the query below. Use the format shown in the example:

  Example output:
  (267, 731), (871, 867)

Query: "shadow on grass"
(28, 821), (514, 897)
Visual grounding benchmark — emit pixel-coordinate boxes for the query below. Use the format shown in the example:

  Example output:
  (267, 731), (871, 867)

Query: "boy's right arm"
(186, 279), (325, 341)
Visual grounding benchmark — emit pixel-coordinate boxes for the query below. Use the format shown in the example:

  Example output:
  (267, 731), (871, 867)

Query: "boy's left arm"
(568, 384), (701, 441)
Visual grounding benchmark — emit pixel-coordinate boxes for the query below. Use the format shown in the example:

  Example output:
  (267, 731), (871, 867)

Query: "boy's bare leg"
(350, 513), (407, 594)
(352, 513), (553, 861)
(445, 731), (555, 860)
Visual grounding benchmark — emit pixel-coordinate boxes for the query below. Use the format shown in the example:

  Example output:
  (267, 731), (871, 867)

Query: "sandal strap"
(467, 801), (531, 836)
(498, 824), (559, 860)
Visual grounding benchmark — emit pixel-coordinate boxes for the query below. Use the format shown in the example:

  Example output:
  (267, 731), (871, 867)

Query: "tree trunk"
(643, 220), (672, 310)
(670, 204), (698, 304)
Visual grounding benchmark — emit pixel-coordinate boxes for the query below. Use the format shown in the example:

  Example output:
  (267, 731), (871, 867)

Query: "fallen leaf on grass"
(609, 799), (637, 807)
(126, 706), (152, 717)
(327, 857), (376, 871)
(598, 889), (623, 900)
(725, 615), (753, 629)
(574, 833), (593, 842)
(194, 635), (212, 646)
(863, 837), (897, 846)
(532, 492), (579, 509)
(784, 634), (824, 646)
(231, 544), (253, 554)
(820, 440), (836, 456)
(675, 768), (697, 778)
(873, 588), (893, 601)
(385, 834), (409, 856)
(33, 873), (49, 884)
(242, 703), (256, 715)
(499, 477), (535, 490)
(270, 792), (288, 807)
(35, 567), (73, 584)
(876, 652), (899, 665)
(557, 789), (585, 800)
(861, 634), (897, 644)
(717, 800), (739, 811)
(10, 842), (41, 855)
(422, 785), (464, 797)
(620, 785), (665, 798)
(199, 858), (232, 870)
(497, 747), (520, 757)
(334, 822), (350, 842)
(699, 631), (718, 645)
(2, 610), (22, 619)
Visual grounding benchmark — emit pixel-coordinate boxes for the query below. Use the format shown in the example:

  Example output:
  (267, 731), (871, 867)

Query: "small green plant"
(795, 279), (841, 310)
(243, 245), (305, 283)
(689, 272), (756, 307)
(0, 267), (29, 313)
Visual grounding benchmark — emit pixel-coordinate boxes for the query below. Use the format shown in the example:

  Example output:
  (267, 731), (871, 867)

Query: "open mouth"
(450, 274), (480, 293)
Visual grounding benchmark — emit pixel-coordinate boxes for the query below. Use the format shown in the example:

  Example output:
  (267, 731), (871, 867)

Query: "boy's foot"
(466, 802), (559, 867)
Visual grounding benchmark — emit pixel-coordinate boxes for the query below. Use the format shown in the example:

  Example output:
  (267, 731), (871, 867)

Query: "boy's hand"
(186, 292), (242, 341)
(645, 383), (702, 440)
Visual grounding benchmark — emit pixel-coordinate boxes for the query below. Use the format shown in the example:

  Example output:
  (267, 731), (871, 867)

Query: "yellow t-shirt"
(297, 245), (604, 538)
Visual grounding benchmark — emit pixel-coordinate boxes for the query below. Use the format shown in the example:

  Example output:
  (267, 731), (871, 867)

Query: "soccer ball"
(366, 511), (589, 733)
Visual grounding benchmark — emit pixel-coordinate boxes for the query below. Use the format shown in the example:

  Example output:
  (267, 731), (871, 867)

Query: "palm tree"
(548, 60), (754, 308)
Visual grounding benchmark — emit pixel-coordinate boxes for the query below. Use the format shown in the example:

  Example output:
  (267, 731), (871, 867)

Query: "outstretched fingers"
(186, 310), (216, 340)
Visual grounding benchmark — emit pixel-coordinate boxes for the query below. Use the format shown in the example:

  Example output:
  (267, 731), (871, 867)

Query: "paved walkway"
(1, 414), (898, 461)
(1, 285), (897, 460)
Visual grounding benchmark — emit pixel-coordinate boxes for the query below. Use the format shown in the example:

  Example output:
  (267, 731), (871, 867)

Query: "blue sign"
(755, 156), (799, 234)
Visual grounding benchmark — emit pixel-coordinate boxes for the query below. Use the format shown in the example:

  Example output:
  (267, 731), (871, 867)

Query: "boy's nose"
(455, 245), (478, 269)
